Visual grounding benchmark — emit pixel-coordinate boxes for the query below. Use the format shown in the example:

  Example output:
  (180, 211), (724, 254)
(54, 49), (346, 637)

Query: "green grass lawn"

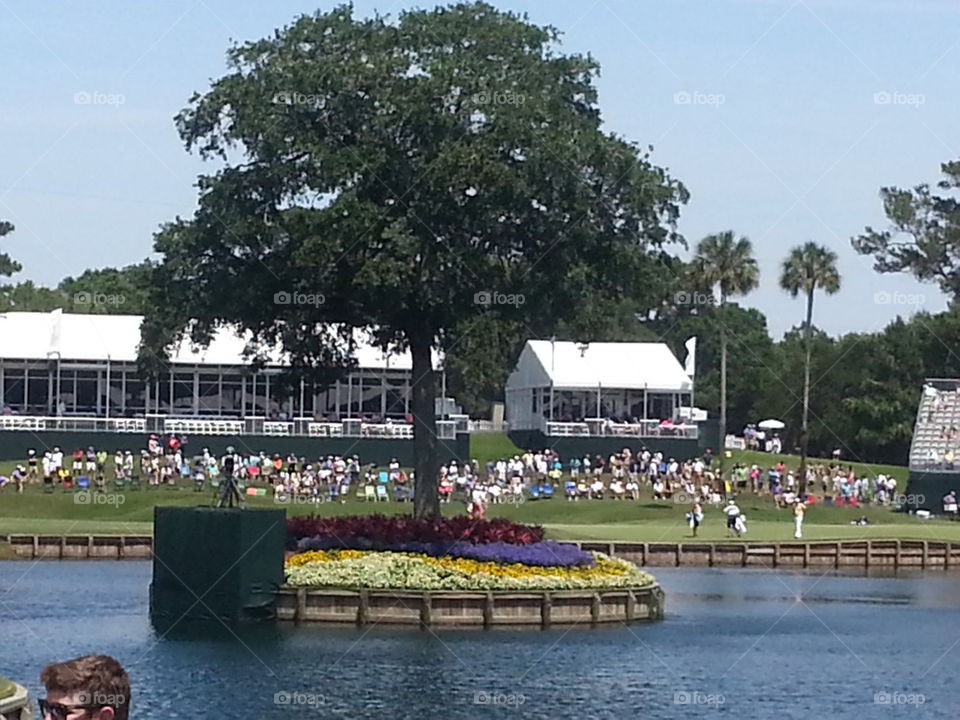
(469, 432), (522, 465)
(1, 479), (955, 543)
(0, 437), (927, 543)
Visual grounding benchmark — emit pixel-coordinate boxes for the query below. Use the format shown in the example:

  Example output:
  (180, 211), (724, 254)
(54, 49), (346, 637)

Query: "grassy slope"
(469, 434), (910, 484)
(726, 449), (909, 484)
(469, 432), (523, 465)
(0, 434), (927, 541)
(1, 482), (954, 542)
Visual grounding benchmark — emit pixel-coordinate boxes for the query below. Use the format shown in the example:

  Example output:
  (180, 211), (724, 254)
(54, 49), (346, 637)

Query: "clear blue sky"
(1, 0), (957, 337)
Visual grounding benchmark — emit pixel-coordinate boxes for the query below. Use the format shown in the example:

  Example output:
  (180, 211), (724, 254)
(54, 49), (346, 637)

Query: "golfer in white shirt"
(723, 500), (741, 536)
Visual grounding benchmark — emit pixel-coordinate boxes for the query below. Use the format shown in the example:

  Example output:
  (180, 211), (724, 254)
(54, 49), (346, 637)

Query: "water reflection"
(2, 561), (960, 719)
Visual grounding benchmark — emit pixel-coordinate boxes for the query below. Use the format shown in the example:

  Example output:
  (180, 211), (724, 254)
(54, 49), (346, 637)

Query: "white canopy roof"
(507, 340), (693, 392)
(0, 311), (425, 370)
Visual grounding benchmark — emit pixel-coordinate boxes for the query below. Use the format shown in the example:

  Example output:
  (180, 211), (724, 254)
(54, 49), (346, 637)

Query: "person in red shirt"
(71, 448), (84, 475)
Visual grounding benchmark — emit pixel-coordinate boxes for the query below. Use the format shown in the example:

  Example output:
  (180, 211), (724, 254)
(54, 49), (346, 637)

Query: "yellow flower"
(285, 548), (655, 590)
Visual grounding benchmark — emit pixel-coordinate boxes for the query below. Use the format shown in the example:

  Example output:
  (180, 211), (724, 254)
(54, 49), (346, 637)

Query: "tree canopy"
(138, 2), (689, 517)
(853, 161), (960, 297)
(0, 220), (21, 279)
(693, 231), (759, 303)
(780, 242), (841, 299)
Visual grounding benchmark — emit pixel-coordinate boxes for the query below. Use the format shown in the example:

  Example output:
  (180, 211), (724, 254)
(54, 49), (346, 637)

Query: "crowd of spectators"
(3, 435), (935, 517)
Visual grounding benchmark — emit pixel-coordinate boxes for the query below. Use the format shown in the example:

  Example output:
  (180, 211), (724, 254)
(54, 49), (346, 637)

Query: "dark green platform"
(905, 470), (960, 511)
(150, 507), (286, 623)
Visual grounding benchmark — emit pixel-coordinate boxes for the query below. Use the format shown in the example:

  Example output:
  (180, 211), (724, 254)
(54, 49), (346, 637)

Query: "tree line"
(2, 212), (953, 470)
(4, 2), (959, 514)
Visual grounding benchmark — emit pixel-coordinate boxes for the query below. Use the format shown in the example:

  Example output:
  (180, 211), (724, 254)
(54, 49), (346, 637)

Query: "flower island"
(277, 515), (664, 628)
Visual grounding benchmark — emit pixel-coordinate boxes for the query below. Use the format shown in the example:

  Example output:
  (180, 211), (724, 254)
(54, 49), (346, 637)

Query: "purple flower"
(294, 537), (595, 567)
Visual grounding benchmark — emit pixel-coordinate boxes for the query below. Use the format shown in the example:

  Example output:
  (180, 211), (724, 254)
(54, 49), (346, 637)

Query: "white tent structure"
(505, 340), (694, 433)
(0, 311), (439, 420)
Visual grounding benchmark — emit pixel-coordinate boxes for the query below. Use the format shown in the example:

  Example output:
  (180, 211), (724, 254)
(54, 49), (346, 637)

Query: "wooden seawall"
(575, 540), (960, 570)
(3, 534), (152, 559)
(274, 585), (665, 627)
(4, 534), (959, 570)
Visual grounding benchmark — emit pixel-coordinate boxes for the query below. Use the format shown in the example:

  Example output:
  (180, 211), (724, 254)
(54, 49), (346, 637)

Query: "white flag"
(684, 336), (696, 377)
(49, 307), (63, 356)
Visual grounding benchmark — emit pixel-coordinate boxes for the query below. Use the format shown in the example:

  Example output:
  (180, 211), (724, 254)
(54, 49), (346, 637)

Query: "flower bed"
(287, 514), (544, 548)
(295, 537), (595, 567)
(285, 549), (654, 591)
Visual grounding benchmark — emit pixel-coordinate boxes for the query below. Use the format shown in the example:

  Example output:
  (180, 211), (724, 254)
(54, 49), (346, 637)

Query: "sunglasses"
(38, 698), (108, 719)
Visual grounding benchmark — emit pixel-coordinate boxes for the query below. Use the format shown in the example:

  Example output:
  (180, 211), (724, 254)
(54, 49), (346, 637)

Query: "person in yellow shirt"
(793, 498), (807, 538)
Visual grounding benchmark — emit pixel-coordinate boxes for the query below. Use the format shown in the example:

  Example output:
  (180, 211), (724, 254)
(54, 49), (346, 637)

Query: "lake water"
(2, 562), (959, 719)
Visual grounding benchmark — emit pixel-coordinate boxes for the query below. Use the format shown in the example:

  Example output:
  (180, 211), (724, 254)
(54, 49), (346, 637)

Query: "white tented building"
(0, 311), (437, 421)
(505, 340), (695, 435)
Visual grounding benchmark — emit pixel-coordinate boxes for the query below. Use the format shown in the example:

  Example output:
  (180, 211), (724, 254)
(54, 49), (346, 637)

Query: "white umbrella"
(758, 419), (785, 430)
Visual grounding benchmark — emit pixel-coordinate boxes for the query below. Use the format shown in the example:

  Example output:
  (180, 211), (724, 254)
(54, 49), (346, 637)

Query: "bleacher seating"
(909, 381), (960, 470)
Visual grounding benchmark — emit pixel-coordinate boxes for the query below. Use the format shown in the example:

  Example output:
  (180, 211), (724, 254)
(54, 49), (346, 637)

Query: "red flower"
(286, 514), (544, 546)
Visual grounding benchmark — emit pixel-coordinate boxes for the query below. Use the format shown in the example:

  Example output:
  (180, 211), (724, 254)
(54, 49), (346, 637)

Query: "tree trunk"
(798, 289), (814, 497)
(718, 297), (727, 493)
(409, 327), (440, 519)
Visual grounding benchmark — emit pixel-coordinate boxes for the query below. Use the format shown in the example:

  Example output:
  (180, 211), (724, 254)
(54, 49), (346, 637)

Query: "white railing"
(164, 418), (244, 435)
(307, 422), (345, 438)
(107, 418), (146, 433)
(468, 419), (510, 433)
(0, 415), (145, 433)
(545, 422), (591, 437)
(546, 420), (698, 439)
(0, 414), (467, 441)
(263, 421), (292, 436)
(0, 415), (48, 431)
(361, 423), (414, 439)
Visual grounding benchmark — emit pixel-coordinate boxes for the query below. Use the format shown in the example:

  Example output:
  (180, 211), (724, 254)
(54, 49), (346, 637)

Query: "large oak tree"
(138, 2), (688, 517)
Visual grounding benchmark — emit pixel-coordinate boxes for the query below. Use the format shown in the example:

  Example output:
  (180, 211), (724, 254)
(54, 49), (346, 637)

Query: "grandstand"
(906, 379), (960, 511)
(0, 311), (472, 461)
(0, 310), (441, 421)
(909, 379), (960, 470)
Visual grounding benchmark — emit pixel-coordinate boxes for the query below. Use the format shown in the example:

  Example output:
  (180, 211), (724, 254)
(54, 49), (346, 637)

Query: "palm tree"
(693, 231), (759, 485)
(780, 242), (841, 495)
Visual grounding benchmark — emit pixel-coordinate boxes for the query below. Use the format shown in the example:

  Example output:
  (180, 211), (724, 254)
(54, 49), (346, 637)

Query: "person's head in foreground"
(39, 654), (130, 720)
